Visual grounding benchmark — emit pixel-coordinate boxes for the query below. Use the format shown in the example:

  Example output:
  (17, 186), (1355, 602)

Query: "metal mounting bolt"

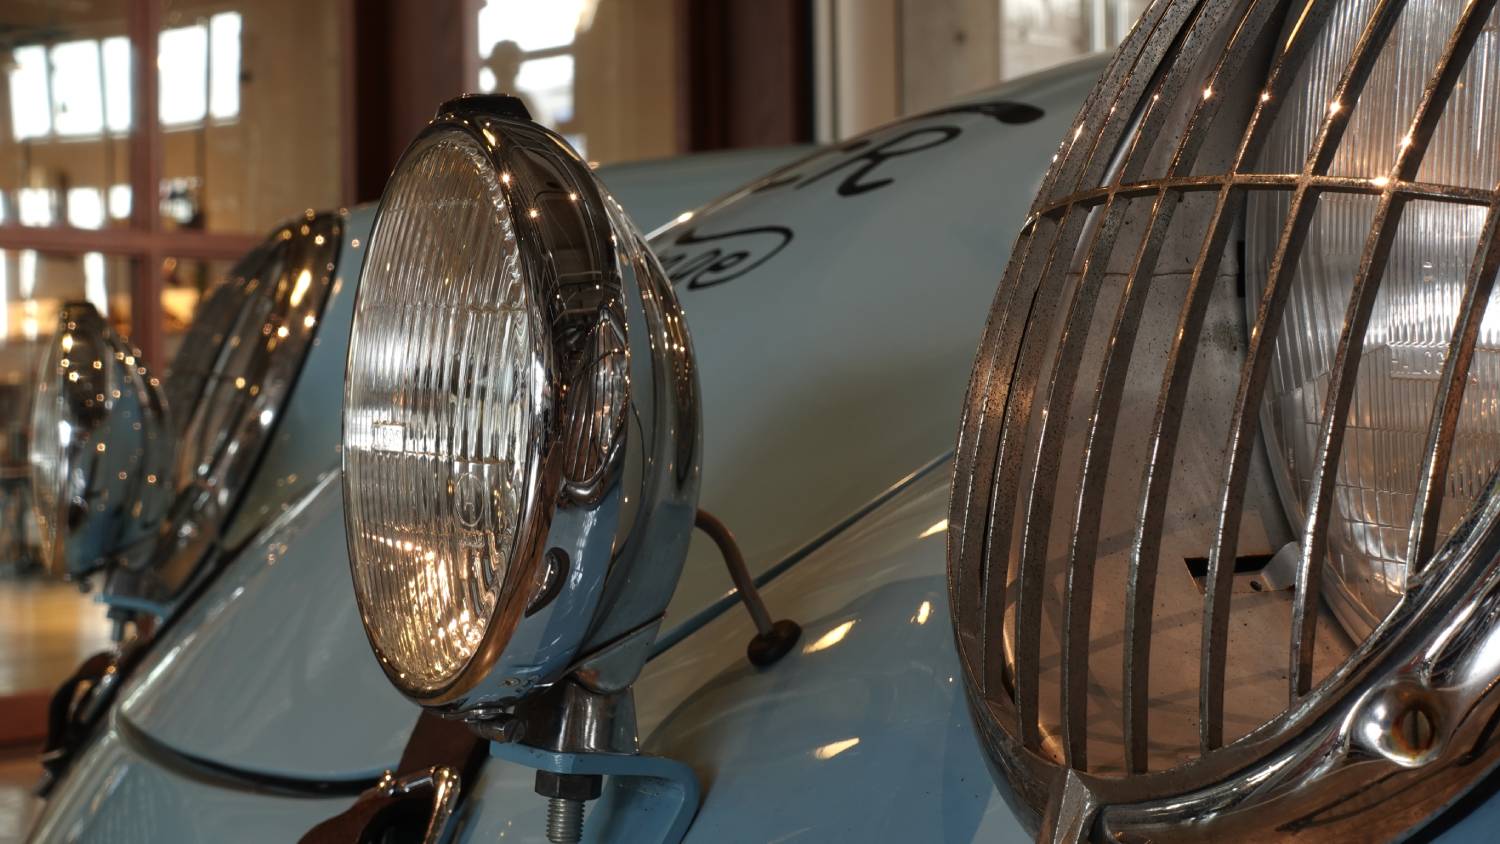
(535, 770), (601, 844)
(545, 797), (584, 843)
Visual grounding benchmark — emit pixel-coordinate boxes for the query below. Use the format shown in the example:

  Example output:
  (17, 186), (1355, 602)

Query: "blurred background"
(0, 0), (1144, 831)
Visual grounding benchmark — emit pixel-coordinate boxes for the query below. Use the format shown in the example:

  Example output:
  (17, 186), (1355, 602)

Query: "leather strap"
(37, 639), (147, 796)
(298, 713), (488, 844)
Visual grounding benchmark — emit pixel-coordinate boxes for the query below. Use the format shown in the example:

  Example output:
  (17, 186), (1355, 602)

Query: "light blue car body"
(30, 54), (1499, 842)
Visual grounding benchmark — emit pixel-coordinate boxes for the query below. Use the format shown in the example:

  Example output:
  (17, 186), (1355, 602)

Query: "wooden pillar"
(350, 0), (472, 204)
(682, 0), (815, 151)
(128, 0), (163, 364)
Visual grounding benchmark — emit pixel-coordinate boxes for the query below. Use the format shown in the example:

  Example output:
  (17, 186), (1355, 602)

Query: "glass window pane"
(1002, 0), (1152, 80)
(209, 13), (242, 120)
(159, 24), (209, 125)
(160, 1), (342, 233)
(102, 36), (133, 133)
(474, 0), (682, 164)
(477, 0), (586, 52)
(50, 40), (105, 136)
(0, 2), (133, 230)
(8, 46), (51, 140)
(515, 56), (576, 131)
(65, 187), (106, 229)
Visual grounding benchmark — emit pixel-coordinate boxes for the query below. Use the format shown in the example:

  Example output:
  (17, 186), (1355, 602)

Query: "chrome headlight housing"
(30, 302), (172, 579)
(343, 96), (700, 714)
(144, 212), (343, 598)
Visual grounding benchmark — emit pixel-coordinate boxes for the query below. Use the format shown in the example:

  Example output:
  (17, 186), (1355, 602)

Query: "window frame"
(0, 0), (355, 365)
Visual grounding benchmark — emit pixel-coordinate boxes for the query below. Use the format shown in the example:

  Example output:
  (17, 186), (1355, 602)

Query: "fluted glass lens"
(1249, 0), (1500, 630)
(344, 129), (543, 693)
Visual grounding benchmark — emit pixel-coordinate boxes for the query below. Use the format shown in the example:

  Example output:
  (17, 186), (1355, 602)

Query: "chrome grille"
(948, 0), (1500, 836)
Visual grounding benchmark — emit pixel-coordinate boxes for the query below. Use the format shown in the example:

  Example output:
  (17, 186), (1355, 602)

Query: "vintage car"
(23, 0), (1500, 840)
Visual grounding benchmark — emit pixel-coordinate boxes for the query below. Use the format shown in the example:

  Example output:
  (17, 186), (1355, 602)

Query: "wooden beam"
(127, 0), (163, 365)
(0, 226), (259, 260)
(350, 0), (471, 204)
(0, 690), (49, 750)
(683, 0), (814, 151)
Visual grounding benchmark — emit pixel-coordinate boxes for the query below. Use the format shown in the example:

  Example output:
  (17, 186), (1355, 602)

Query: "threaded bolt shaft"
(545, 797), (585, 843)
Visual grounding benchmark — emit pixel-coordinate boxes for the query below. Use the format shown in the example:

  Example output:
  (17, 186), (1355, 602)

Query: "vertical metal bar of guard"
(1118, 0), (1336, 767)
(951, 222), (1040, 685)
(983, 218), (1080, 702)
(1290, 0), (1499, 698)
(949, 0), (1178, 697)
(1038, 0), (1262, 771)
(984, 0), (1204, 747)
(1056, 0), (1297, 773)
(1198, 0), (1408, 751)
(1406, 194), (1500, 572)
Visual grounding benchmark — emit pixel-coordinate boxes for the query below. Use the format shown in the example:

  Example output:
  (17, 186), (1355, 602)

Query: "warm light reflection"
(919, 518), (948, 539)
(913, 601), (932, 625)
(804, 620), (855, 654)
(814, 738), (860, 760)
(289, 268), (313, 307)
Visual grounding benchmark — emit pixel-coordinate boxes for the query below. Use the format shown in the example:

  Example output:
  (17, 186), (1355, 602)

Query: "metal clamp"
(296, 764), (462, 844)
(372, 766), (462, 844)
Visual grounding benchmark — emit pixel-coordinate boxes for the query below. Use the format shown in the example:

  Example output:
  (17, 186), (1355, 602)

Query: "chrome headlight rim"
(29, 301), (172, 581)
(141, 210), (346, 602)
(343, 96), (700, 714)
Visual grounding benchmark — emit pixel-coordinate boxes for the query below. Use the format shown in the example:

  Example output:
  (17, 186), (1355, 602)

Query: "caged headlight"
(948, 0), (1500, 838)
(343, 95), (700, 713)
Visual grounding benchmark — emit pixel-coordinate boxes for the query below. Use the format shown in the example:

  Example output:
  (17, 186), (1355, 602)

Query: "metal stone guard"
(972, 466), (1500, 840)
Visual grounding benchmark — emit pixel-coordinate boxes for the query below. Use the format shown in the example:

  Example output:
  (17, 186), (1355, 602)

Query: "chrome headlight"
(27, 215), (342, 611)
(343, 96), (699, 713)
(146, 212), (343, 597)
(948, 0), (1500, 838)
(30, 302), (172, 579)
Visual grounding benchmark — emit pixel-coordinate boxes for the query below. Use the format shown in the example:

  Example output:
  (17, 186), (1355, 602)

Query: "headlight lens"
(1249, 1), (1500, 637)
(343, 129), (543, 693)
(344, 97), (700, 713)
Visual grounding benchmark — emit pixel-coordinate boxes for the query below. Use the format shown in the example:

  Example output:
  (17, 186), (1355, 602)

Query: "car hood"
(34, 458), (1038, 842)
(113, 57), (1104, 781)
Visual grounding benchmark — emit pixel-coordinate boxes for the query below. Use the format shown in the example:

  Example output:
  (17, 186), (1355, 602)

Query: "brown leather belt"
(37, 637), (148, 796)
(298, 712), (488, 844)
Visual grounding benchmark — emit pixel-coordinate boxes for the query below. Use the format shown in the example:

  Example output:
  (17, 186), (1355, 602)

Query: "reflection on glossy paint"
(804, 619), (855, 654)
(918, 518), (947, 539)
(289, 268), (313, 307)
(813, 737), (860, 760)
(912, 600), (931, 625)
